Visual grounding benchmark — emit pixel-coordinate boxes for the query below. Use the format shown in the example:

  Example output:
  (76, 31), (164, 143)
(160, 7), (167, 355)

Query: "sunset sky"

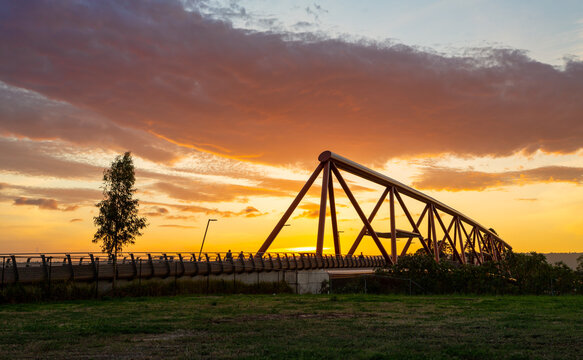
(1, 0), (582, 255)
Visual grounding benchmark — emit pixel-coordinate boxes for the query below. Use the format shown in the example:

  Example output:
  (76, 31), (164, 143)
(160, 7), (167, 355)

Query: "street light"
(198, 219), (217, 260)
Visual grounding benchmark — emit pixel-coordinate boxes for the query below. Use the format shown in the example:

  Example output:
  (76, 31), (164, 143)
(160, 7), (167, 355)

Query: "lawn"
(0, 294), (581, 359)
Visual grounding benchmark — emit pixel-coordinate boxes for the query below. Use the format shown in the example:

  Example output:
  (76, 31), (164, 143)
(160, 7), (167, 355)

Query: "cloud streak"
(13, 197), (78, 211)
(413, 165), (583, 191)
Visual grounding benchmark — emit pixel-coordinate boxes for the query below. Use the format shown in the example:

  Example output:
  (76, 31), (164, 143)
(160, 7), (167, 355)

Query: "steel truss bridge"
(0, 151), (511, 286)
(258, 151), (512, 265)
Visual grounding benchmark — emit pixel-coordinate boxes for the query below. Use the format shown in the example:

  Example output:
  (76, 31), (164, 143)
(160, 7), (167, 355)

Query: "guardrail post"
(130, 253), (137, 278)
(10, 255), (18, 283)
(138, 257), (142, 289)
(178, 253), (185, 276)
(163, 254), (170, 278)
(89, 254), (97, 280)
(216, 253), (224, 274)
(258, 253), (265, 272)
(147, 254), (154, 278)
(205, 253), (210, 293)
(1, 256), (5, 290)
(40, 255), (49, 280)
(249, 253), (256, 271)
(191, 253), (199, 276)
(66, 254), (74, 281)
(89, 254), (98, 297)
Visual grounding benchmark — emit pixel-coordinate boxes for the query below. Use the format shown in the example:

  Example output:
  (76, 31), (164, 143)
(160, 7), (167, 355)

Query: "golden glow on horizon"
(2, 151), (582, 254)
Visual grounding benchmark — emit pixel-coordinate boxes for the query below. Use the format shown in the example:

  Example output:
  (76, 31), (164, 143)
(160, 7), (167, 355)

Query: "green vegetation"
(361, 252), (583, 295)
(0, 294), (581, 359)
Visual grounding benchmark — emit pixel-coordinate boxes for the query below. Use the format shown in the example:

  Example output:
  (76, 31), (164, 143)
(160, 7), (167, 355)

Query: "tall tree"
(93, 152), (147, 289)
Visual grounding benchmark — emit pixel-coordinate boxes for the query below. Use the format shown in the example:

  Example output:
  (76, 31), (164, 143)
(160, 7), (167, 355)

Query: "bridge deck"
(0, 253), (386, 285)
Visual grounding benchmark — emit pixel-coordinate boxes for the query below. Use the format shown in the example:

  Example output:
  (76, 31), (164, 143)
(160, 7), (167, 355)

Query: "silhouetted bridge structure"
(0, 151), (511, 293)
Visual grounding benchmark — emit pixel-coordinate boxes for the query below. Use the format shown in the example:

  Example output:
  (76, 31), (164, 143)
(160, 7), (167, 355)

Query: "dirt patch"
(210, 312), (373, 323)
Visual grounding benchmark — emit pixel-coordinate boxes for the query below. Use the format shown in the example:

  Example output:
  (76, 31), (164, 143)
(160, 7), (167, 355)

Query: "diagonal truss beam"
(331, 163), (392, 263)
(400, 204), (429, 256)
(257, 162), (325, 255)
(348, 187), (389, 255)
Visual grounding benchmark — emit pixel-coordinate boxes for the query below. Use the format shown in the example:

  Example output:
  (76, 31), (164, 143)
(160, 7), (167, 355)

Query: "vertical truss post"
(316, 161), (331, 255)
(348, 187), (389, 255)
(328, 173), (341, 256)
(477, 231), (489, 262)
(456, 218), (466, 264)
(475, 227), (485, 264)
(257, 162), (325, 255)
(429, 205), (439, 262)
(389, 186), (397, 264)
(331, 163), (392, 263)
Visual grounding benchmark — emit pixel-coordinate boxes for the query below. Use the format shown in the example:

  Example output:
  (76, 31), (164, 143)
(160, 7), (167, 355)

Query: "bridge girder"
(258, 151), (512, 265)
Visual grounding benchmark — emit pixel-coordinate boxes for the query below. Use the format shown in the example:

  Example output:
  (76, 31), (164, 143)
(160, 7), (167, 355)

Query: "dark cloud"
(13, 197), (77, 211)
(412, 165), (583, 191)
(70, 218), (83, 222)
(13, 197), (58, 210)
(143, 206), (169, 217)
(0, 0), (581, 167)
(0, 181), (101, 209)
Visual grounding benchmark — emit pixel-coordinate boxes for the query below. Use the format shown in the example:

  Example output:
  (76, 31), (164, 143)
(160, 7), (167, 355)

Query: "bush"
(330, 252), (583, 295)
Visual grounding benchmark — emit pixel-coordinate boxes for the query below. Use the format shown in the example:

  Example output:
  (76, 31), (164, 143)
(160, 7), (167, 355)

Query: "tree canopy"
(93, 152), (147, 256)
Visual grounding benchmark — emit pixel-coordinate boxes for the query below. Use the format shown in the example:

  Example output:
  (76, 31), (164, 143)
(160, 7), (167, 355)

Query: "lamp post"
(198, 219), (217, 260)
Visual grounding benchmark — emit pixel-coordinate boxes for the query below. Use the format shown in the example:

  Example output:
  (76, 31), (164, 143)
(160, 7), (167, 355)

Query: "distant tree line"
(330, 252), (583, 295)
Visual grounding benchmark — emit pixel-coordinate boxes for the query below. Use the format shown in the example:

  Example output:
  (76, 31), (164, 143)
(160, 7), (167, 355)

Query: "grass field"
(0, 294), (581, 359)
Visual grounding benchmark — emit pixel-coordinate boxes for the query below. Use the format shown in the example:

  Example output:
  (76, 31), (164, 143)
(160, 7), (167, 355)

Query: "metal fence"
(0, 252), (387, 288)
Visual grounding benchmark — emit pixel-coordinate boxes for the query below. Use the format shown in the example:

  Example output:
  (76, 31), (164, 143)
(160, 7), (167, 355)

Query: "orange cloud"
(412, 166), (583, 191)
(294, 203), (331, 219)
(159, 224), (197, 229)
(175, 204), (265, 218)
(0, 0), (581, 168)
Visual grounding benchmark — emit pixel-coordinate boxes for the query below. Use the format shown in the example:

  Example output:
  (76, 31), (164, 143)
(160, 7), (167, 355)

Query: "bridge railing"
(0, 252), (387, 286)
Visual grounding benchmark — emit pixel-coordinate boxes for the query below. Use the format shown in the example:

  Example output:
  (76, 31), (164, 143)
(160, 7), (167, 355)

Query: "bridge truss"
(258, 151), (512, 265)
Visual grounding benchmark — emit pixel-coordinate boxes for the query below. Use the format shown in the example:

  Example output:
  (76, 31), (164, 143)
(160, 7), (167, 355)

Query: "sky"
(0, 0), (582, 255)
